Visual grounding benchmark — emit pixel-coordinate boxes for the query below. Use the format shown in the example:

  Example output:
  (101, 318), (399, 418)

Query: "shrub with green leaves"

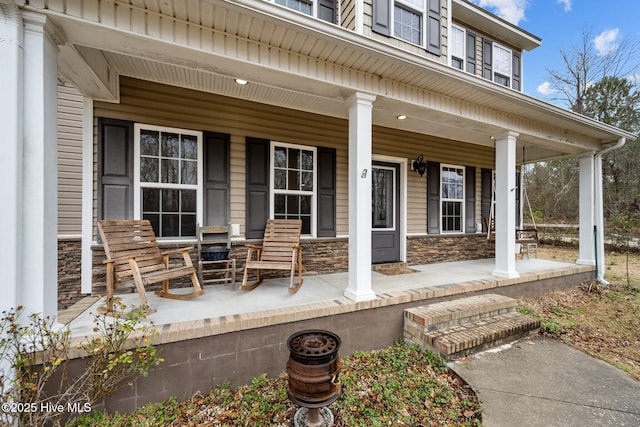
(0, 302), (162, 427)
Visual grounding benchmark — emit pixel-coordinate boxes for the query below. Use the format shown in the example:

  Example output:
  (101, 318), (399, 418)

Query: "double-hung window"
(271, 0), (336, 23)
(450, 25), (466, 70)
(134, 124), (202, 238)
(275, 0), (312, 15)
(441, 165), (464, 233)
(492, 43), (512, 87)
(394, 0), (425, 45)
(271, 142), (317, 236)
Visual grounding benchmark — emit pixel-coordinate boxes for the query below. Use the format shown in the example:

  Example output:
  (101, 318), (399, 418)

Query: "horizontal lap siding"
(372, 126), (493, 234)
(94, 78), (493, 237)
(58, 84), (84, 235)
(94, 77), (350, 235)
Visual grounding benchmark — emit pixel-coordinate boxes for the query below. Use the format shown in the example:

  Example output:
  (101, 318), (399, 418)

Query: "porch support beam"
(20, 11), (59, 318)
(492, 131), (520, 279)
(58, 43), (119, 102)
(577, 154), (596, 266)
(344, 92), (377, 302)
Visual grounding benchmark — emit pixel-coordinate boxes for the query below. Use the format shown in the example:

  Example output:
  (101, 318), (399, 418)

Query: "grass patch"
(68, 342), (481, 426)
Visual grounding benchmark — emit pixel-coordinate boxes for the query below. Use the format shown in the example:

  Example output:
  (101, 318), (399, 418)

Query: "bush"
(0, 302), (163, 427)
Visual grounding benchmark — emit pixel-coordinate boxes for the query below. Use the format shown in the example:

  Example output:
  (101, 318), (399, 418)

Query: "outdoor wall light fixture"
(411, 154), (427, 177)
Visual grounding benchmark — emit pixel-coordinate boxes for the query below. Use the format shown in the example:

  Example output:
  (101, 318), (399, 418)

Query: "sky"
(469, 0), (640, 107)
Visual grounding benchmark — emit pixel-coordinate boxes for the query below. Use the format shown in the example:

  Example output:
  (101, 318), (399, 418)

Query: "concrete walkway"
(450, 336), (640, 427)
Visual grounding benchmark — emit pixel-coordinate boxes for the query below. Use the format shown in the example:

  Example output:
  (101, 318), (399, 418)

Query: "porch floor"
(64, 257), (593, 347)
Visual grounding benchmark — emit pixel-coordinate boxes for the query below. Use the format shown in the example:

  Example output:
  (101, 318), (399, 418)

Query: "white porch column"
(577, 154), (596, 266)
(492, 131), (520, 279)
(344, 92), (377, 302)
(0, 1), (23, 313)
(21, 11), (59, 318)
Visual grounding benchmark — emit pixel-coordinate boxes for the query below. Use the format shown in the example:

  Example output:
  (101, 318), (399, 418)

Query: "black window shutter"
(318, 0), (336, 24)
(465, 166), (476, 233)
(466, 32), (476, 74)
(481, 168), (493, 232)
(482, 39), (493, 80)
(427, 161), (440, 234)
(372, 0), (391, 36)
(204, 132), (230, 226)
(512, 50), (522, 91)
(245, 137), (270, 239)
(426, 0), (442, 55)
(317, 147), (337, 237)
(98, 118), (133, 220)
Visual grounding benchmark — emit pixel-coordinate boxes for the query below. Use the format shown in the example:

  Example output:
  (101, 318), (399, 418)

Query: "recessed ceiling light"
(397, 115), (407, 120)
(235, 79), (248, 85)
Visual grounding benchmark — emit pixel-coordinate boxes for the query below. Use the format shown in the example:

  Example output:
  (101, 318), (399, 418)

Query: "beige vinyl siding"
(341, 0), (357, 30)
(57, 84), (84, 235)
(94, 78), (493, 236)
(372, 126), (493, 234)
(363, 0), (449, 64)
(94, 77), (350, 236)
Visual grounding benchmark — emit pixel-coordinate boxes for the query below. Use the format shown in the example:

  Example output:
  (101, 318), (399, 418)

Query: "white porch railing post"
(492, 131), (520, 279)
(21, 11), (59, 318)
(344, 92), (377, 302)
(577, 154), (596, 266)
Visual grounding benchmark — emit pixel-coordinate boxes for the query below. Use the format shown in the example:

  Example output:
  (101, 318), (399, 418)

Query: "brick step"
(426, 312), (540, 360)
(405, 294), (517, 332)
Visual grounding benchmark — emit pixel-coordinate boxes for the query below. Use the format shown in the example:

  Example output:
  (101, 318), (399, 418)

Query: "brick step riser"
(431, 317), (541, 355)
(405, 295), (517, 329)
(441, 327), (539, 361)
(417, 307), (517, 333)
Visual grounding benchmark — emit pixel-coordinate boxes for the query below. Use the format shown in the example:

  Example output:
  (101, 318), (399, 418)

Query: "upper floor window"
(450, 25), (466, 70)
(271, 0), (336, 23)
(270, 142), (317, 236)
(135, 124), (203, 238)
(493, 43), (512, 87)
(372, 0), (441, 55)
(394, 0), (425, 45)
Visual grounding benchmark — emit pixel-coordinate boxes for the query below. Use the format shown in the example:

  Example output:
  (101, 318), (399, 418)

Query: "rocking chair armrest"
(104, 253), (162, 265)
(161, 247), (193, 256)
(247, 244), (263, 250)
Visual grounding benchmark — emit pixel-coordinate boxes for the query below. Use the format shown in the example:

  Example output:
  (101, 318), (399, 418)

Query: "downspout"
(593, 137), (626, 285)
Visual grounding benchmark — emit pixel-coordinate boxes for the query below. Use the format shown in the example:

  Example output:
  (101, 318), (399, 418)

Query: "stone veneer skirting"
(58, 234), (494, 310)
(60, 263), (593, 414)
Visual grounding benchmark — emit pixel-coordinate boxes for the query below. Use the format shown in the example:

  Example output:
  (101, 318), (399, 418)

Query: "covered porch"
(58, 256), (593, 411)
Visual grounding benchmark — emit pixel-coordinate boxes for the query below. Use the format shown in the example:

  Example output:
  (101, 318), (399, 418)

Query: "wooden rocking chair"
(97, 219), (205, 315)
(239, 219), (303, 294)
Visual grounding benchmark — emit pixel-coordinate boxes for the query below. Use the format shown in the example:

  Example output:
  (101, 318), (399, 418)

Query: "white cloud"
(556, 0), (572, 12)
(593, 29), (620, 56)
(471, 0), (528, 25)
(537, 81), (558, 96)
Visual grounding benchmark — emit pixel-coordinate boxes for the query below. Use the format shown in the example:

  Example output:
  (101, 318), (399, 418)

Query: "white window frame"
(269, 141), (318, 237)
(133, 123), (204, 239)
(272, 0), (317, 18)
(440, 164), (465, 234)
(492, 42), (512, 87)
(450, 24), (466, 70)
(392, 0), (426, 47)
(371, 165), (397, 231)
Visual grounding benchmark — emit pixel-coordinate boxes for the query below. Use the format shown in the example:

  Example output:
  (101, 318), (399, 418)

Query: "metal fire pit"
(287, 330), (342, 427)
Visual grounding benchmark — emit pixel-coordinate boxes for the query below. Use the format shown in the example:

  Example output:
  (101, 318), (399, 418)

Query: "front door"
(371, 162), (401, 264)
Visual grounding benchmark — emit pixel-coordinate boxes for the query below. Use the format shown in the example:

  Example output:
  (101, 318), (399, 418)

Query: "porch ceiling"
(43, 0), (635, 163)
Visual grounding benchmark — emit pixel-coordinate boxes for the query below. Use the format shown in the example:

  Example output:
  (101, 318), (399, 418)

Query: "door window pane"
(372, 167), (395, 229)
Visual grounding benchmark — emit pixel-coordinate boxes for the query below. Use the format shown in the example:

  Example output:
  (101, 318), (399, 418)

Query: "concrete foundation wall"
(78, 269), (590, 414)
